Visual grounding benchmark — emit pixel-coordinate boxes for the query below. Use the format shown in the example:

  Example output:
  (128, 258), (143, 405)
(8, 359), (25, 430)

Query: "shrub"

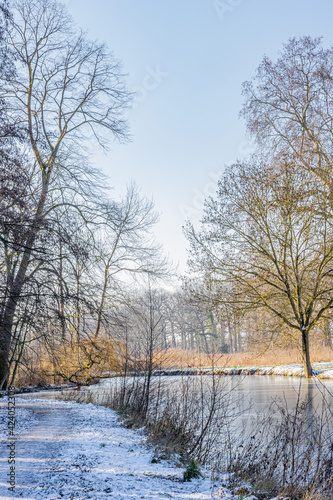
(183, 459), (202, 482)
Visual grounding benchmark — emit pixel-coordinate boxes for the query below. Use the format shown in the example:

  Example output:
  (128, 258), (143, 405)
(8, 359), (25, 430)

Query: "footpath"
(0, 397), (244, 500)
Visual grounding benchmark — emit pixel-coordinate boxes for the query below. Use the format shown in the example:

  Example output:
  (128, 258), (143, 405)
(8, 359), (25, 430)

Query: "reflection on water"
(226, 375), (333, 415)
(20, 374), (333, 417)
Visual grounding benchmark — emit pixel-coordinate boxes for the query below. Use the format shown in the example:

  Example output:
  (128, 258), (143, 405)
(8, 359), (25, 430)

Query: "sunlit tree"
(185, 156), (333, 377)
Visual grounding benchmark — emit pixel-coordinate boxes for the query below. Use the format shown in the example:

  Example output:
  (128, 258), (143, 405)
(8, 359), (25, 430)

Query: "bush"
(183, 459), (202, 482)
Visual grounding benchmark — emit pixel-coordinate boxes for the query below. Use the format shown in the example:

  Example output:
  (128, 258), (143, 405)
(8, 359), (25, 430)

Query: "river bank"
(100, 361), (333, 381)
(152, 361), (333, 379)
(2, 361), (333, 400)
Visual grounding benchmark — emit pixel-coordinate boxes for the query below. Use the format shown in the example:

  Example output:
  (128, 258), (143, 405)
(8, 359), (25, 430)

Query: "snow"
(154, 361), (333, 379)
(0, 397), (236, 500)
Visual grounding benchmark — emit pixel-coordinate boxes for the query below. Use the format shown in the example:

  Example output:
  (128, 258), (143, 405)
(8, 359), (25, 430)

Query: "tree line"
(0, 0), (230, 389)
(1, 0), (332, 386)
(0, 0), (170, 389)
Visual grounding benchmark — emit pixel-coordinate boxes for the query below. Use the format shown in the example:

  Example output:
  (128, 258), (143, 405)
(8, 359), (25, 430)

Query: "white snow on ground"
(0, 397), (250, 500)
(258, 362), (333, 378)
(154, 361), (333, 379)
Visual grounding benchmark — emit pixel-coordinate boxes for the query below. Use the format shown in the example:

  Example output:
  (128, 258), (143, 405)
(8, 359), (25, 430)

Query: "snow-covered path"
(0, 400), (76, 499)
(0, 397), (222, 500)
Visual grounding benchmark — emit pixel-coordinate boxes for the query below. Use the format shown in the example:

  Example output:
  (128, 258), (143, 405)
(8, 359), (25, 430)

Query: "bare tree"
(185, 156), (333, 377)
(92, 184), (167, 342)
(0, 0), (131, 388)
(241, 36), (333, 209)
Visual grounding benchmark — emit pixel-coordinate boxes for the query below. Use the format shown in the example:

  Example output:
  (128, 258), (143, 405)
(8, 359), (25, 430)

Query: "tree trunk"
(324, 321), (333, 350)
(171, 323), (177, 348)
(237, 326), (242, 351)
(0, 294), (19, 389)
(228, 321), (234, 353)
(0, 333), (11, 389)
(219, 323), (225, 352)
(301, 327), (313, 378)
(0, 182), (49, 389)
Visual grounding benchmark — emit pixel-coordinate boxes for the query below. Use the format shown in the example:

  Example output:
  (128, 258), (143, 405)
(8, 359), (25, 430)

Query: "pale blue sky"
(64, 0), (333, 272)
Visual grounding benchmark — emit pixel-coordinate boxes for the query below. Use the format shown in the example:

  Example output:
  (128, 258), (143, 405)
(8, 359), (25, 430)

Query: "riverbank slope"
(153, 361), (333, 379)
